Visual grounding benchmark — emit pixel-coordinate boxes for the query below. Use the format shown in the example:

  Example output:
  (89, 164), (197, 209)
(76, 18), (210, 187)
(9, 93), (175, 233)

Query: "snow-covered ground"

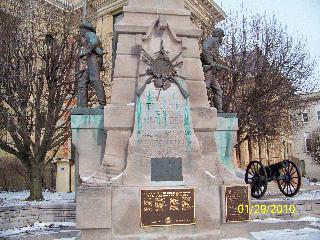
(223, 217), (320, 240)
(310, 182), (320, 186)
(251, 227), (320, 240)
(2, 217), (320, 240)
(266, 190), (320, 201)
(0, 190), (75, 207)
(252, 216), (320, 223)
(55, 238), (76, 240)
(0, 222), (77, 238)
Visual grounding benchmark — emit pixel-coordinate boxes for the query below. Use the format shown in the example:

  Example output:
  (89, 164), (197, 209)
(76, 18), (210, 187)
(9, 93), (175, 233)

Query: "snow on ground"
(290, 190), (320, 200)
(266, 190), (320, 201)
(223, 217), (320, 240)
(223, 238), (250, 240)
(310, 182), (320, 186)
(0, 222), (76, 238)
(311, 221), (320, 227)
(252, 216), (320, 223)
(251, 227), (320, 240)
(224, 227), (320, 240)
(0, 190), (75, 207)
(54, 238), (75, 240)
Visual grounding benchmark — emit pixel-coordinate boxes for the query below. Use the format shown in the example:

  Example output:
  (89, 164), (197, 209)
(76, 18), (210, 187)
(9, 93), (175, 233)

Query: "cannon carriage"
(245, 160), (301, 199)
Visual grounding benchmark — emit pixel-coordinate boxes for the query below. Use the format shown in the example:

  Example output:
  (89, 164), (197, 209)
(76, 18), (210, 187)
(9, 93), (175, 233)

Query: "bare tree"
(0, 1), (79, 200)
(308, 128), (320, 166)
(209, 11), (315, 161)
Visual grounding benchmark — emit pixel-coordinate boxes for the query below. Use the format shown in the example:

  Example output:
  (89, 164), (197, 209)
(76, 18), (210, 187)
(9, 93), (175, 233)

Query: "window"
(317, 111), (320, 122)
(302, 112), (308, 123)
(304, 132), (311, 152)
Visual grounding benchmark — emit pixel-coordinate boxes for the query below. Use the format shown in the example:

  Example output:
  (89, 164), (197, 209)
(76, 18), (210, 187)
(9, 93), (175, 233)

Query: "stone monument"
(75, 1), (246, 239)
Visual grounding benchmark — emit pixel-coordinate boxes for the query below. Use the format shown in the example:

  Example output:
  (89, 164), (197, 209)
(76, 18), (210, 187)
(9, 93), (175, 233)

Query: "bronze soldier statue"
(202, 28), (235, 112)
(77, 21), (106, 108)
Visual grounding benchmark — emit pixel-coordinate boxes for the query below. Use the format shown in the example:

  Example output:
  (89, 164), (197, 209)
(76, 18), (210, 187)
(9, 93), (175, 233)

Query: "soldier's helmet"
(79, 21), (96, 33)
(212, 28), (225, 37)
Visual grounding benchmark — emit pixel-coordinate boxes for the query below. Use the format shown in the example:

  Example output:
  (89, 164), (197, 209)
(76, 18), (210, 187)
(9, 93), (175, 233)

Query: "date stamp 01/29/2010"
(237, 204), (297, 215)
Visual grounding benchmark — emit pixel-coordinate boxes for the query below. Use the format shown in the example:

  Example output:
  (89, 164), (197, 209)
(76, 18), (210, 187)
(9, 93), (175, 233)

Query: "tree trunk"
(27, 164), (43, 201)
(266, 139), (270, 166)
(258, 138), (262, 162)
(248, 137), (253, 162)
(236, 133), (242, 168)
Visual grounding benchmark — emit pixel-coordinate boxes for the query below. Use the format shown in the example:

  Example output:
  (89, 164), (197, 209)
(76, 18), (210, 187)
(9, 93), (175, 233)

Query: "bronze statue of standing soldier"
(202, 28), (236, 112)
(77, 21), (106, 108)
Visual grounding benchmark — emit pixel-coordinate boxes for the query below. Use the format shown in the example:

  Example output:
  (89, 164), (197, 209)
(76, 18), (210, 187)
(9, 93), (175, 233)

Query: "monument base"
(76, 180), (223, 240)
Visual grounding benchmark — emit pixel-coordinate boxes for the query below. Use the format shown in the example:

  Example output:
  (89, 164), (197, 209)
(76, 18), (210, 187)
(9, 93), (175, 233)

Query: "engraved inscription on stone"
(151, 158), (183, 181)
(141, 189), (195, 227)
(225, 185), (250, 222)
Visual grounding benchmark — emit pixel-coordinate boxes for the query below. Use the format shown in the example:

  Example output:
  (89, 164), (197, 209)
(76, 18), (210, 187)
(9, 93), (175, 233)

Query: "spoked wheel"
(245, 161), (268, 199)
(277, 160), (301, 197)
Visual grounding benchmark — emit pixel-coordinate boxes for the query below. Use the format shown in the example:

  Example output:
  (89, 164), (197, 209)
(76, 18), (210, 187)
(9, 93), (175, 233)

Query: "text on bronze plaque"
(225, 185), (250, 222)
(141, 188), (195, 227)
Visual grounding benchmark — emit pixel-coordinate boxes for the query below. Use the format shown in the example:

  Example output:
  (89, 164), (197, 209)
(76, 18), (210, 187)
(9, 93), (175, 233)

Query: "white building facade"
(292, 92), (320, 180)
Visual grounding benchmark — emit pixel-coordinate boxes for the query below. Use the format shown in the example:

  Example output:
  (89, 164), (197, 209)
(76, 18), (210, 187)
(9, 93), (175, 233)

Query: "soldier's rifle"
(203, 63), (237, 74)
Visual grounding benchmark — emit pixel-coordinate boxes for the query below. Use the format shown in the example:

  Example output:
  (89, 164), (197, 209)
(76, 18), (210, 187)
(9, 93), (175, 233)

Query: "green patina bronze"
(214, 116), (238, 172)
(136, 96), (142, 134)
(162, 96), (167, 128)
(183, 99), (192, 153)
(71, 114), (104, 129)
(146, 91), (152, 110)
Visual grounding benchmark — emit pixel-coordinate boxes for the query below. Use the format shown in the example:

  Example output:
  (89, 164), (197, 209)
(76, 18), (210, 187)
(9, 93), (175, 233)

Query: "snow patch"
(251, 227), (320, 240)
(0, 221), (76, 238)
(54, 238), (75, 240)
(310, 182), (320, 186)
(267, 190), (320, 201)
(205, 170), (216, 179)
(311, 221), (320, 227)
(252, 216), (320, 223)
(223, 238), (250, 240)
(252, 218), (283, 223)
(0, 190), (75, 207)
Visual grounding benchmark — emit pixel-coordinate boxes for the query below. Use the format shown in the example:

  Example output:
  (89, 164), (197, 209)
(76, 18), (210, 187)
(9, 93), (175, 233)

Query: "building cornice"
(2, 0), (226, 22)
(91, 0), (225, 24)
(44, 0), (83, 10)
(186, 0), (226, 23)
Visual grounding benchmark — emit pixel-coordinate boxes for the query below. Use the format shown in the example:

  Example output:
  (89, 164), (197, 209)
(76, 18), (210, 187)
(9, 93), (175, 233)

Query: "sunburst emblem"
(136, 40), (189, 99)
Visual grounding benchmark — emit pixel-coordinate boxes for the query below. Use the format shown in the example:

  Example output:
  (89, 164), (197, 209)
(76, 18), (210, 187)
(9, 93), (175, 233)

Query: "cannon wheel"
(277, 160), (301, 197)
(245, 161), (268, 199)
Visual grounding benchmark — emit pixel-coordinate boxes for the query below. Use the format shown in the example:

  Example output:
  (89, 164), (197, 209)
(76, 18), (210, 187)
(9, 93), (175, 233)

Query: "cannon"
(245, 160), (301, 199)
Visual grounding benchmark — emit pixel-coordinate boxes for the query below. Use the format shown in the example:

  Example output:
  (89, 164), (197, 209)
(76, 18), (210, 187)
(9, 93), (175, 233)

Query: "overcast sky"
(217, 0), (320, 88)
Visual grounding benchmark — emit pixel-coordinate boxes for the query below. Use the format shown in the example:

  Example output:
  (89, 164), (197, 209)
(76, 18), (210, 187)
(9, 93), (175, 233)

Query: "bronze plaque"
(225, 185), (250, 222)
(151, 158), (183, 181)
(141, 188), (195, 227)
